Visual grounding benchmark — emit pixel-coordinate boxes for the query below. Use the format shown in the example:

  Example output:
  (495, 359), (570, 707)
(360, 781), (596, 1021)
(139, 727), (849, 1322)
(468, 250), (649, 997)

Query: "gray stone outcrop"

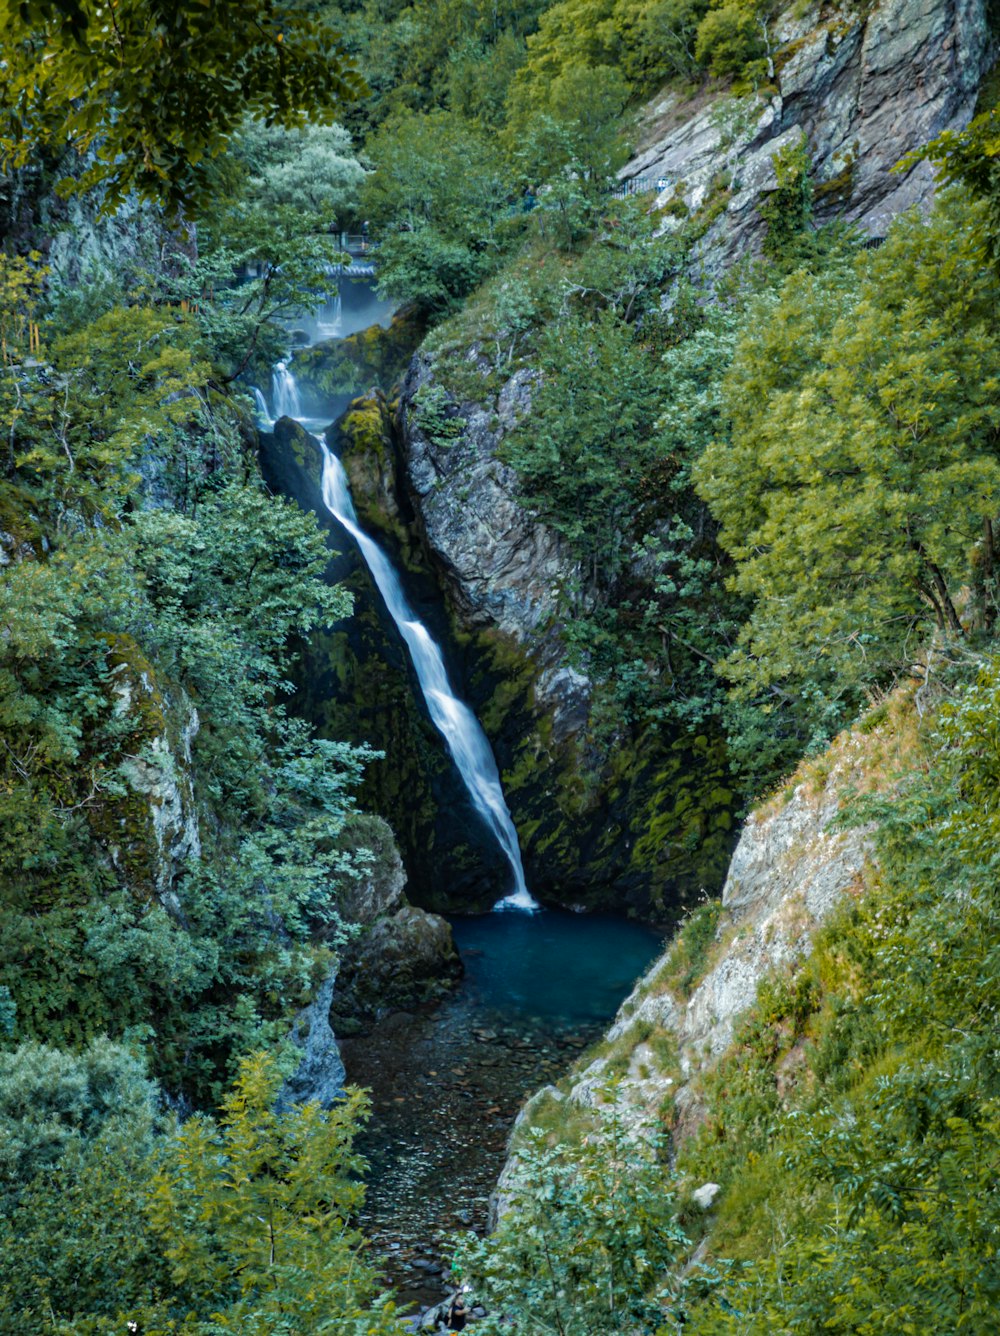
(401, 354), (590, 738)
(622, 0), (991, 271)
(277, 968), (347, 1110)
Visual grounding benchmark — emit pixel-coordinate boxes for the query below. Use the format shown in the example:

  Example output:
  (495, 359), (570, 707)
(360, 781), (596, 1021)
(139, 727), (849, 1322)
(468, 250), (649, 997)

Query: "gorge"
(2, 0), (1000, 1329)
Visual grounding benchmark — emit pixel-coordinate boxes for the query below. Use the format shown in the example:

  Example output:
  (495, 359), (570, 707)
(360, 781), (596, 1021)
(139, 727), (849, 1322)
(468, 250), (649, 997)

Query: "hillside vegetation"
(1, 0), (999, 1329)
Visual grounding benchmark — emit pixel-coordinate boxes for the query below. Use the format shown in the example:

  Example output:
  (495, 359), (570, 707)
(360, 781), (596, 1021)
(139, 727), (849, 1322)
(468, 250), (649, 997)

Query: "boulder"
(337, 904), (463, 1013)
(276, 968), (346, 1110)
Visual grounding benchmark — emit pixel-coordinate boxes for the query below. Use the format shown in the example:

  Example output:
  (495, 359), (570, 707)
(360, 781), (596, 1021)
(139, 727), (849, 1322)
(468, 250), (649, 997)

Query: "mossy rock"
(266, 415), (325, 491)
(333, 391), (400, 535)
(293, 305), (427, 403)
(86, 634), (171, 901)
(0, 481), (43, 559)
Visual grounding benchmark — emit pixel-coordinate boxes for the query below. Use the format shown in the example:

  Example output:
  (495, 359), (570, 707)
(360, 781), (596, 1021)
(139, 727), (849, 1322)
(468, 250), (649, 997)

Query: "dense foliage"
(456, 1086), (693, 1334)
(0, 1048), (402, 1332)
(3, 0), (1000, 1327)
(0, 0), (364, 211)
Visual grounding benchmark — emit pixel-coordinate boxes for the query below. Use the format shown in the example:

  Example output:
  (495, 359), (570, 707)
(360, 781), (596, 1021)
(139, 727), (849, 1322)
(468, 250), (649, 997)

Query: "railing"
(337, 231), (374, 255)
(611, 176), (672, 199)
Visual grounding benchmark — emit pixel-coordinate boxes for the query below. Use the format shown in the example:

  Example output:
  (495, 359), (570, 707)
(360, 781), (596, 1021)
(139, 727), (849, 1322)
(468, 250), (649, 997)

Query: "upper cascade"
(261, 360), (538, 913)
(272, 361), (302, 420)
(318, 438), (538, 914)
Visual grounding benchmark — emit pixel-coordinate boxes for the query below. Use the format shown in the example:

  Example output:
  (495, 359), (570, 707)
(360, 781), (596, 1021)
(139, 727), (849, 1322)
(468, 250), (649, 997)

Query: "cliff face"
(624, 0), (991, 270)
(495, 696), (917, 1202)
(397, 353), (738, 914)
(401, 353), (589, 743)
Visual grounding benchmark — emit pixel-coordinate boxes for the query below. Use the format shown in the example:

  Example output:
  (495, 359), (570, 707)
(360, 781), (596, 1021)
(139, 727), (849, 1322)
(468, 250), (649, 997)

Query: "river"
(255, 294), (664, 1315)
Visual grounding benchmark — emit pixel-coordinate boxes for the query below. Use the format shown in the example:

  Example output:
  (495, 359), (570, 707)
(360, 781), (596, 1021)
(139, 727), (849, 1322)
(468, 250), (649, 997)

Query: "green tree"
(0, 1040), (169, 1333)
(502, 307), (664, 592)
(456, 1084), (690, 1334)
(148, 1051), (404, 1334)
(0, 1038), (155, 1202)
(694, 193), (1000, 742)
(361, 110), (511, 313)
(694, 1), (767, 79)
(509, 64), (629, 249)
(908, 106), (1000, 257)
(0, 0), (364, 211)
(759, 136), (812, 260)
(0, 294), (373, 1097)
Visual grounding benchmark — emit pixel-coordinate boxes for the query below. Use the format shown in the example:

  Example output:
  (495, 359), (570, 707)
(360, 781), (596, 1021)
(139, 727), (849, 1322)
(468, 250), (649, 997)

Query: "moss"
(87, 635), (172, 900)
(293, 305), (427, 401)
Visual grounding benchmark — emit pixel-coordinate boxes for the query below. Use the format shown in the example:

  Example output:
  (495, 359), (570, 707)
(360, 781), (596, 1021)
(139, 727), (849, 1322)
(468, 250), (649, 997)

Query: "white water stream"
(272, 362), (302, 419)
(265, 362), (538, 912)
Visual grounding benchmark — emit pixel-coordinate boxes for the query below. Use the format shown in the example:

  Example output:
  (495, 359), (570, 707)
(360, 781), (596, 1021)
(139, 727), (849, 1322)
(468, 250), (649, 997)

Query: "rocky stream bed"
(340, 910), (664, 1317)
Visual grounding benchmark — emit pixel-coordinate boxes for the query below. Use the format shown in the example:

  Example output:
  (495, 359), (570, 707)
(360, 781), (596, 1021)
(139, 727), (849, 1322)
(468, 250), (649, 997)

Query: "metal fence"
(610, 176), (672, 199)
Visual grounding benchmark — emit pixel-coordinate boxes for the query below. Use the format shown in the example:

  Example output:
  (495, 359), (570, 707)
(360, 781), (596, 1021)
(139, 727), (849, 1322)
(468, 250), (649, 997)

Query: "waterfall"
(317, 437), (538, 913)
(250, 386), (271, 421)
(272, 361), (302, 419)
(315, 291), (343, 341)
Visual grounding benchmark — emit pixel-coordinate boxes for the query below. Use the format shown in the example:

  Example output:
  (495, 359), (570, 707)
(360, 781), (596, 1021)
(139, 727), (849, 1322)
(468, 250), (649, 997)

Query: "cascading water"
(272, 361), (302, 419)
(250, 386), (271, 421)
(315, 291), (343, 341)
(317, 438), (538, 913)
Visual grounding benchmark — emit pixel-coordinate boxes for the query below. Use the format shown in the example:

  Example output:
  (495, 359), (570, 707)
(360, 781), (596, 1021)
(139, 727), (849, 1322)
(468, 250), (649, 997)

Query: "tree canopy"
(0, 0), (365, 212)
(694, 194), (1000, 732)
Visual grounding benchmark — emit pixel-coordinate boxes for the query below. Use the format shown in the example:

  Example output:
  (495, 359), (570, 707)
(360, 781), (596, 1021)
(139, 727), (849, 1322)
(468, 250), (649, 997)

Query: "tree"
(237, 121), (367, 225)
(0, 293), (374, 1098)
(502, 307), (664, 592)
(0, 1038), (155, 1202)
(0, 0), (365, 212)
(508, 64), (629, 249)
(694, 193), (1000, 738)
(361, 111), (510, 313)
(148, 1051), (404, 1334)
(455, 1083), (690, 1335)
(908, 106), (1000, 258)
(0, 1040), (168, 1334)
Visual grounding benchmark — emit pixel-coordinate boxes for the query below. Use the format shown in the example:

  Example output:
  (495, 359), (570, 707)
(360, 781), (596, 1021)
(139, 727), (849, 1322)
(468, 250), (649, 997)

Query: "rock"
(334, 391), (405, 540)
(276, 967), (346, 1110)
(337, 904), (463, 1012)
(692, 1182), (722, 1210)
(293, 305), (427, 402)
(620, 0), (991, 274)
(267, 415), (326, 489)
(402, 354), (583, 730)
(95, 635), (201, 911)
(334, 813), (408, 926)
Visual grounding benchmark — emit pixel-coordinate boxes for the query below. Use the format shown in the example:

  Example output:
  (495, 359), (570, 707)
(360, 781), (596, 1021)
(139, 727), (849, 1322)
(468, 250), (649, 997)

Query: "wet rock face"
(401, 353), (588, 737)
(623, 0), (991, 270)
(277, 968), (347, 1111)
